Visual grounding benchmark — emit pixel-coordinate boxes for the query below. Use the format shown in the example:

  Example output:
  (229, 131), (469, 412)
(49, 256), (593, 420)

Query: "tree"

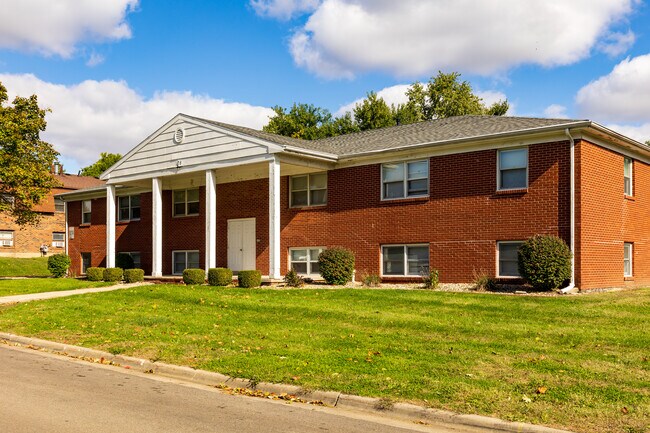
(80, 152), (122, 178)
(262, 103), (335, 140)
(353, 92), (395, 131)
(0, 81), (59, 225)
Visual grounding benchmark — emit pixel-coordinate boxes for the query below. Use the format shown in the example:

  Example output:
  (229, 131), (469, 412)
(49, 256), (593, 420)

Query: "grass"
(0, 278), (113, 297)
(0, 286), (648, 433)
(0, 256), (49, 277)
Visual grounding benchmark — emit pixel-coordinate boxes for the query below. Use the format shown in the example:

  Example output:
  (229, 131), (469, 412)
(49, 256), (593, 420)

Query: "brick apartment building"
(0, 168), (105, 257)
(57, 114), (650, 290)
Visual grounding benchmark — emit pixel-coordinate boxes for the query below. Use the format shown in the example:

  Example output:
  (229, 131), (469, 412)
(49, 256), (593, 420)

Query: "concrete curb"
(0, 332), (573, 433)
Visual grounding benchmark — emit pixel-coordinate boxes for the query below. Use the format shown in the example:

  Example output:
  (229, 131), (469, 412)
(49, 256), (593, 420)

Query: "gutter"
(562, 128), (576, 293)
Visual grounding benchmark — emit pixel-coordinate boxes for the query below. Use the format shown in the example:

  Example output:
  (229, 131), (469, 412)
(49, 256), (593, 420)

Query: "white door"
(227, 218), (256, 272)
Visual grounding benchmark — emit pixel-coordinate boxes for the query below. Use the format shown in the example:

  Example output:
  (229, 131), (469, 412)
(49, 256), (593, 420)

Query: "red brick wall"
(116, 193), (152, 275)
(0, 212), (66, 258)
(68, 198), (108, 275)
(576, 140), (650, 289)
(66, 141), (572, 283)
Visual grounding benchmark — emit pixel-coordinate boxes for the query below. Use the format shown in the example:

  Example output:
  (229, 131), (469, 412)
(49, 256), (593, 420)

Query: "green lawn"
(0, 257), (49, 277)
(0, 278), (113, 297)
(0, 286), (648, 433)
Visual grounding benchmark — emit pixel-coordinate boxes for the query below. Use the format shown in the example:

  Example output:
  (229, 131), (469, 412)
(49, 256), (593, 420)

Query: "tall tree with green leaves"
(0, 81), (60, 225)
(80, 152), (122, 178)
(263, 103), (335, 140)
(353, 92), (396, 131)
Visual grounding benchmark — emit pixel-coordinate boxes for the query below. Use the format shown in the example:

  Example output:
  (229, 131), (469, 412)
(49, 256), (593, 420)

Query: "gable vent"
(173, 128), (185, 144)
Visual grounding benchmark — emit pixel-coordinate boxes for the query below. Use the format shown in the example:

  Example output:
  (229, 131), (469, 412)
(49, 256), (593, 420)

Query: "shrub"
(238, 270), (262, 288)
(472, 269), (497, 291)
(283, 268), (304, 287)
(518, 235), (572, 291)
(421, 269), (439, 289)
(124, 268), (144, 283)
(47, 254), (71, 278)
(360, 271), (381, 287)
(103, 267), (123, 282)
(318, 247), (355, 285)
(116, 253), (135, 270)
(183, 268), (205, 285)
(86, 267), (105, 282)
(208, 268), (233, 286)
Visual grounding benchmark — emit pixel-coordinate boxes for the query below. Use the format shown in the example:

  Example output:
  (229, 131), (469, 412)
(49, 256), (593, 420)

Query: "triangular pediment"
(101, 114), (285, 183)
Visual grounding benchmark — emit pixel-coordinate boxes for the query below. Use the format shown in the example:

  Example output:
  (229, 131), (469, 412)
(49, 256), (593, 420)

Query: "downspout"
(562, 129), (576, 293)
(64, 200), (69, 257)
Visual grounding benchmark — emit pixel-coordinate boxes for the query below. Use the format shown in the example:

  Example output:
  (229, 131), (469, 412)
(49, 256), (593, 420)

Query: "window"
(173, 189), (199, 217)
(382, 160), (429, 200)
(172, 250), (200, 275)
(624, 242), (633, 277)
(118, 195), (141, 221)
(1, 194), (14, 207)
(624, 157), (633, 196)
(54, 198), (65, 213)
(81, 252), (91, 274)
(289, 248), (324, 277)
(120, 251), (141, 269)
(290, 173), (327, 207)
(52, 232), (65, 248)
(82, 200), (92, 224)
(498, 241), (524, 277)
(0, 230), (14, 247)
(498, 148), (528, 190)
(382, 244), (429, 276)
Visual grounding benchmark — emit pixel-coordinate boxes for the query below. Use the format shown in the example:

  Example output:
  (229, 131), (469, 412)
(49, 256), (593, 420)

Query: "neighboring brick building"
(0, 169), (105, 258)
(58, 114), (650, 290)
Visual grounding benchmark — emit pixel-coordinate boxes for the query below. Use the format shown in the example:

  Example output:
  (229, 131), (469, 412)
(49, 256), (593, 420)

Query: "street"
(0, 345), (479, 433)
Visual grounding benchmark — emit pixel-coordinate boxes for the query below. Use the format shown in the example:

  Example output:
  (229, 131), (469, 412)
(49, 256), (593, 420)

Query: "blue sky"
(1, 0), (650, 172)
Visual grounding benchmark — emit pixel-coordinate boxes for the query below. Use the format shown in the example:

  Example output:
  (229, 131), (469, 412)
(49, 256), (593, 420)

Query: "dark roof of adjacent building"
(189, 114), (591, 157)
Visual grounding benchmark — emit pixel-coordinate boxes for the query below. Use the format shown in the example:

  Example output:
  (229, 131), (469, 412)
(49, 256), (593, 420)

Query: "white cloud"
(285, 0), (637, 79)
(576, 54), (650, 123)
(250, 0), (321, 20)
(598, 30), (636, 57)
(0, 0), (138, 57)
(0, 74), (275, 171)
(335, 84), (410, 116)
(543, 104), (569, 119)
(605, 123), (650, 143)
(86, 52), (105, 67)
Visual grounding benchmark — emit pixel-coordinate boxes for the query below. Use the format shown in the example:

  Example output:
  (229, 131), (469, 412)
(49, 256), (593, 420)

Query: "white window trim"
(117, 195), (141, 222)
(624, 242), (633, 277)
(624, 157), (633, 196)
(380, 243), (430, 277)
(52, 232), (65, 248)
(289, 173), (327, 208)
(381, 159), (429, 201)
(172, 189), (200, 217)
(497, 148), (529, 191)
(54, 198), (65, 213)
(81, 252), (91, 275)
(496, 241), (524, 278)
(172, 250), (200, 275)
(81, 200), (92, 224)
(0, 230), (14, 247)
(288, 247), (325, 278)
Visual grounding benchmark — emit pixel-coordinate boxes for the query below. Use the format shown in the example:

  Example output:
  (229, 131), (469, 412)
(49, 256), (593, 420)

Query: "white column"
(205, 169), (217, 273)
(268, 156), (281, 279)
(152, 177), (163, 277)
(106, 185), (116, 268)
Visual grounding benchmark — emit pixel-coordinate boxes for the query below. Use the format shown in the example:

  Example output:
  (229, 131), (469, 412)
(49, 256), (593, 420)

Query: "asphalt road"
(0, 345), (478, 433)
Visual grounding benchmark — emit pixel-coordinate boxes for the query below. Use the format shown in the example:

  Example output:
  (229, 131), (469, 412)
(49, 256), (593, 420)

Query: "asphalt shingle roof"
(189, 114), (589, 158)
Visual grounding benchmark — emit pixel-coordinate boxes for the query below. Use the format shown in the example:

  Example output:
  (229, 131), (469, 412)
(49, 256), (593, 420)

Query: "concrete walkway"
(0, 282), (150, 305)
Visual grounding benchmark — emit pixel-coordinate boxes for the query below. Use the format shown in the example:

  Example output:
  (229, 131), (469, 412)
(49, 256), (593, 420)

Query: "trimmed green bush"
(103, 267), (123, 282)
(47, 254), (71, 278)
(116, 253), (135, 270)
(238, 270), (262, 288)
(86, 267), (105, 281)
(208, 268), (232, 286)
(183, 268), (205, 285)
(518, 235), (572, 291)
(124, 268), (145, 283)
(318, 247), (355, 285)
(283, 268), (304, 287)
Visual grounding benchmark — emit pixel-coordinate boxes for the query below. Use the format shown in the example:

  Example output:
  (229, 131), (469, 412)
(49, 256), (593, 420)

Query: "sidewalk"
(0, 282), (151, 305)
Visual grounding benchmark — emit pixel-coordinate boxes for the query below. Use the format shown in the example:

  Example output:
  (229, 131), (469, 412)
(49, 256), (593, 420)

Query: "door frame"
(227, 217), (256, 272)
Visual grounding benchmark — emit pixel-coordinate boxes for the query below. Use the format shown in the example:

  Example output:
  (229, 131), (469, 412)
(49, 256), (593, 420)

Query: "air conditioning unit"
(52, 241), (65, 248)
(1, 240), (13, 247)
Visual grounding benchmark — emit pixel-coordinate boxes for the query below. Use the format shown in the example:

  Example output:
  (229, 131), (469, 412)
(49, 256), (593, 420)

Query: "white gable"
(102, 114), (284, 183)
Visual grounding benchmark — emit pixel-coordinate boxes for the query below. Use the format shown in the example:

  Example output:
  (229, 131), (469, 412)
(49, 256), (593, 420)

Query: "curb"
(0, 332), (573, 433)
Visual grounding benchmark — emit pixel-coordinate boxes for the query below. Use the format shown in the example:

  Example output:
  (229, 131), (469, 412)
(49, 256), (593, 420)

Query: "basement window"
(624, 242), (633, 277)
(497, 241), (523, 277)
(173, 250), (200, 275)
(289, 247), (324, 277)
(0, 230), (14, 247)
(382, 244), (429, 276)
